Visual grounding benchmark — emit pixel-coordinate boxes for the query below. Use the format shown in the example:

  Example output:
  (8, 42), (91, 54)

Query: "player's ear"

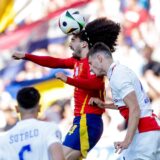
(38, 104), (41, 113)
(97, 54), (103, 63)
(81, 41), (88, 48)
(15, 105), (20, 113)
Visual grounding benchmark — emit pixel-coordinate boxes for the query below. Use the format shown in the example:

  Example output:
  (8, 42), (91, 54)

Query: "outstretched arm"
(55, 72), (104, 90)
(12, 52), (76, 69)
(67, 76), (104, 90)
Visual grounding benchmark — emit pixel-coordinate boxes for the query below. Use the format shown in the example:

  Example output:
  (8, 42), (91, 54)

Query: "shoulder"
(115, 64), (128, 72)
(38, 121), (59, 131)
(34, 121), (61, 139)
(46, 121), (59, 129)
(43, 122), (62, 143)
(111, 64), (133, 88)
(113, 64), (133, 78)
(111, 64), (126, 81)
(35, 120), (58, 128)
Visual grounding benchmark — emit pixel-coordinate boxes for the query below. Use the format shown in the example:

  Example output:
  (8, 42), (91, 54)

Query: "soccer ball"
(59, 9), (85, 35)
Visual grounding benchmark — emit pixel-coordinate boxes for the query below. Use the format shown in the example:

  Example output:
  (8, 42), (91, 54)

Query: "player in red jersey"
(12, 18), (120, 160)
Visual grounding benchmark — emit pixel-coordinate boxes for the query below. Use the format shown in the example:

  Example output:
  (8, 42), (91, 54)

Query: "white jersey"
(107, 62), (152, 117)
(0, 119), (61, 160)
(108, 63), (160, 159)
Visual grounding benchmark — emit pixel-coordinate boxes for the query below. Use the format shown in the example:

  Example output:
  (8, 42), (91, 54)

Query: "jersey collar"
(17, 118), (37, 124)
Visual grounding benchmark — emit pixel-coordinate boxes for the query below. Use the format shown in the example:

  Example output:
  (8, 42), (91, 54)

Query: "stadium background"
(0, 0), (160, 159)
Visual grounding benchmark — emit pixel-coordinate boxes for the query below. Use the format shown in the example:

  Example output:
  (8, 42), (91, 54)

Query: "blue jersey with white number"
(0, 119), (61, 160)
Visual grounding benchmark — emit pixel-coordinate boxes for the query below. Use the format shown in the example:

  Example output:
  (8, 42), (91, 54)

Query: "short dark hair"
(76, 17), (120, 51)
(16, 87), (40, 109)
(88, 42), (112, 58)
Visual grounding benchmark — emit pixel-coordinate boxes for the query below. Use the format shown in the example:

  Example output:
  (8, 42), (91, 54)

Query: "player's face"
(69, 36), (82, 59)
(88, 55), (104, 76)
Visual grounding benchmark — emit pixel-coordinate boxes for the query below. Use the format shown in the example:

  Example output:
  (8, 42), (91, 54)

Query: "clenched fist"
(55, 72), (67, 82)
(88, 97), (105, 108)
(12, 52), (25, 60)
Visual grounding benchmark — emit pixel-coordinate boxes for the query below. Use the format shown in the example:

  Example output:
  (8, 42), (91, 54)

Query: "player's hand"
(55, 72), (67, 82)
(114, 140), (130, 154)
(12, 52), (25, 60)
(88, 97), (105, 108)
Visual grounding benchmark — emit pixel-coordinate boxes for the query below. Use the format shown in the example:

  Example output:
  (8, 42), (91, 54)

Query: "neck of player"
(20, 112), (38, 120)
(81, 47), (89, 59)
(104, 58), (113, 75)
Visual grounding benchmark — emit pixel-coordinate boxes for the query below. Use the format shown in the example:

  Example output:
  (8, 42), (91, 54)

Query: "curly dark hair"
(76, 17), (121, 52)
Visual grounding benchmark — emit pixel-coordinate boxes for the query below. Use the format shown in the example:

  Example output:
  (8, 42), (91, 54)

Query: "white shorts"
(121, 131), (160, 160)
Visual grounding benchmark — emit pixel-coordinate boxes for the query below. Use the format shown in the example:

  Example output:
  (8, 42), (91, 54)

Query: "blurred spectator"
(0, 110), (6, 132)
(2, 108), (18, 131)
(141, 45), (160, 101)
(44, 100), (65, 123)
(121, 0), (151, 47)
(0, 79), (13, 110)
(43, 98), (73, 141)
(142, 45), (160, 76)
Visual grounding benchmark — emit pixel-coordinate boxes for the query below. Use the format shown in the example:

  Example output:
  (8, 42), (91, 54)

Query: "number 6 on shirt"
(19, 144), (31, 160)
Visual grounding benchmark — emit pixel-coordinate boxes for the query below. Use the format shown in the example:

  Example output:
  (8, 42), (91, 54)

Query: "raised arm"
(12, 52), (76, 69)
(55, 72), (105, 90)
(66, 76), (105, 90)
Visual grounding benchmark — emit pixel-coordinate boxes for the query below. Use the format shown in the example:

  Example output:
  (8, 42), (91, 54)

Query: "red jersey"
(25, 54), (105, 116)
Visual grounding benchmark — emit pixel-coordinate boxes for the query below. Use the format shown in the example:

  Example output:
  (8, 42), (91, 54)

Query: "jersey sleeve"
(25, 54), (76, 69)
(46, 123), (62, 148)
(66, 76), (104, 90)
(113, 70), (134, 99)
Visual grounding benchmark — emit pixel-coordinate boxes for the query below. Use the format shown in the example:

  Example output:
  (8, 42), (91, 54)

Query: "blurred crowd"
(0, 0), (160, 159)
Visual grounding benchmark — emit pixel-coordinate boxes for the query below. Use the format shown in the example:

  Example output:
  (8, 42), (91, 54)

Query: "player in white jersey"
(0, 87), (65, 160)
(88, 42), (160, 160)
